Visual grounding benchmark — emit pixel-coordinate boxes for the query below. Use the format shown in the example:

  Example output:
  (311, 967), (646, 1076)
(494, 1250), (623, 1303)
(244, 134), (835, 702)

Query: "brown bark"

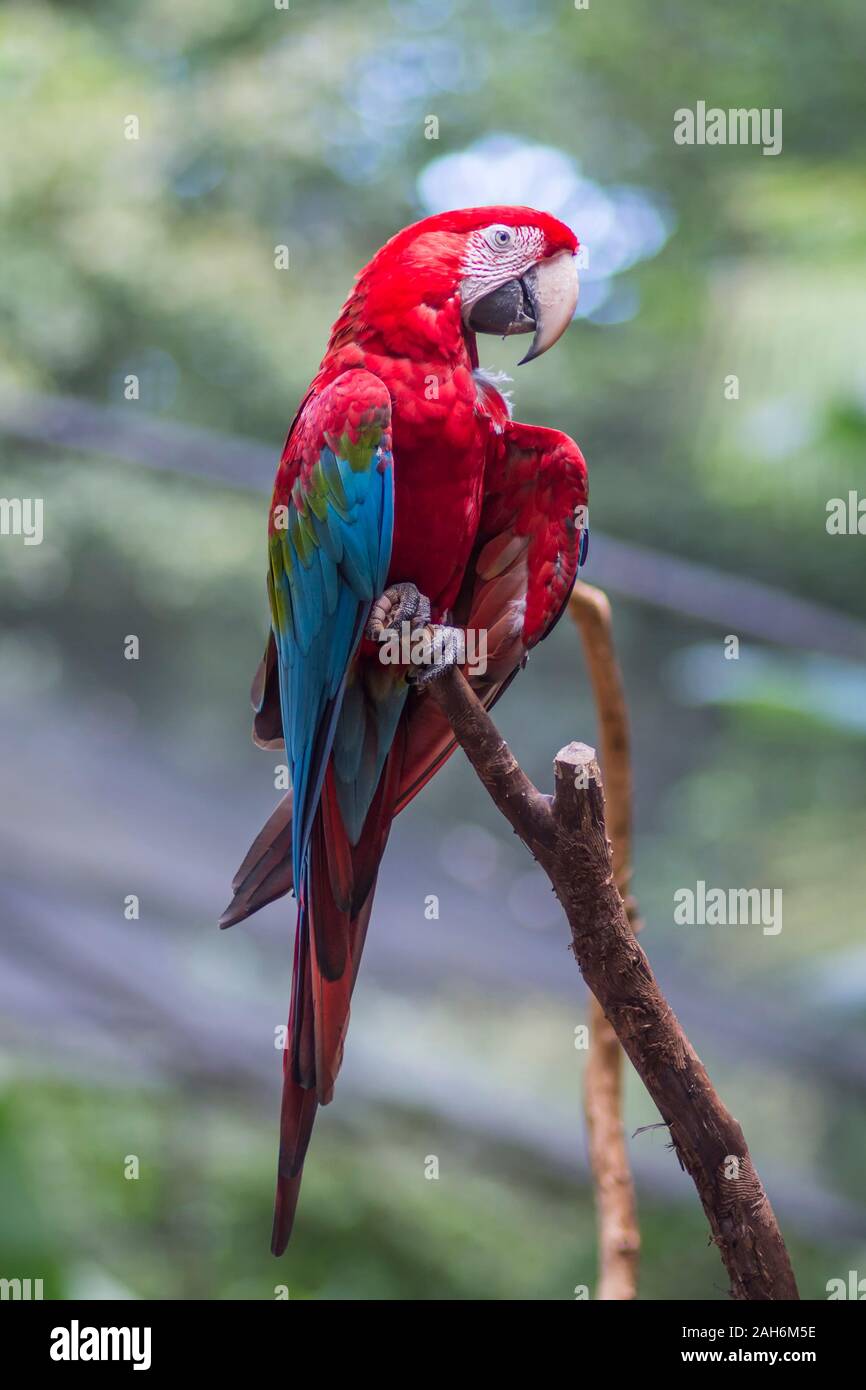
(569, 582), (640, 1300)
(428, 667), (799, 1301)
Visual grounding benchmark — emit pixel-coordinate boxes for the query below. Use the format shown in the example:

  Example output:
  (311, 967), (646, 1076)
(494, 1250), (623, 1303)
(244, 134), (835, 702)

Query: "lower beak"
(466, 250), (579, 365)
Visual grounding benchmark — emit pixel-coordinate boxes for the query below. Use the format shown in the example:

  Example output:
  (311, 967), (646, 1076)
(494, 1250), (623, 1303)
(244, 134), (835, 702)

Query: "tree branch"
(569, 581), (640, 1301)
(428, 667), (799, 1301)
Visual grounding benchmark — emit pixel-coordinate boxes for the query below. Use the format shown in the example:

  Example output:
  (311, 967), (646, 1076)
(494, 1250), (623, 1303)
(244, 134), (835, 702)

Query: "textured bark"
(569, 582), (640, 1300)
(428, 668), (799, 1301)
(582, 998), (639, 1300)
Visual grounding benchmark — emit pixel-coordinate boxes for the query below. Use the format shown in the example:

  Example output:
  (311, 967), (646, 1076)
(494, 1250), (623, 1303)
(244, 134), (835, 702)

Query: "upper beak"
(518, 251), (580, 364)
(466, 250), (579, 365)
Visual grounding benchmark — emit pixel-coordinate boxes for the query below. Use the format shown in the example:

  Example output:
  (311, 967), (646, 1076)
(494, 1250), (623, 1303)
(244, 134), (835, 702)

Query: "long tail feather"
(271, 1080), (318, 1255)
(268, 748), (395, 1248)
(219, 791), (294, 928)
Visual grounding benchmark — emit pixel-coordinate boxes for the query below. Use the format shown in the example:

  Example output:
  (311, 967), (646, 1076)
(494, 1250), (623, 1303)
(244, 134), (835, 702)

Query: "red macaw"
(221, 206), (588, 1254)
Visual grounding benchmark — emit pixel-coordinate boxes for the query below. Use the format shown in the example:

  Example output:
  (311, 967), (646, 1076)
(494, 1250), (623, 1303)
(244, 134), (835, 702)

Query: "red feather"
(225, 207), (587, 1253)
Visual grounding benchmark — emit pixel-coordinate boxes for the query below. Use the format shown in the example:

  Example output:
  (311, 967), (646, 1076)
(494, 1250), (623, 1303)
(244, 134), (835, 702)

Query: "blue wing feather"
(267, 371), (401, 892)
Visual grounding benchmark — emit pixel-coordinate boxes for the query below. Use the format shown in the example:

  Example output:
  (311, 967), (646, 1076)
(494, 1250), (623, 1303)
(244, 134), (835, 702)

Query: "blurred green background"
(1, 0), (866, 1300)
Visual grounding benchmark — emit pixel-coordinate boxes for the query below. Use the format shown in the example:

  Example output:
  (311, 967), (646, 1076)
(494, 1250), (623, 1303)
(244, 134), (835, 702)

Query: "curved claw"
(367, 582), (431, 641)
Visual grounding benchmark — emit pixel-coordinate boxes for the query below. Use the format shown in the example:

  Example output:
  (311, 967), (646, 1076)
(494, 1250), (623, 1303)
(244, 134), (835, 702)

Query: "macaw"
(221, 206), (588, 1254)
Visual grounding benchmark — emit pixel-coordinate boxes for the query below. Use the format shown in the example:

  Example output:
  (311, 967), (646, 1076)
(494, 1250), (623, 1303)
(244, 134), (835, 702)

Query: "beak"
(518, 251), (580, 364)
(466, 251), (579, 365)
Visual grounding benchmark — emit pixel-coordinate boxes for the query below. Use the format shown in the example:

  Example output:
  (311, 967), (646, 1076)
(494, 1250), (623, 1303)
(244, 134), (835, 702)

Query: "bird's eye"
(486, 225), (513, 250)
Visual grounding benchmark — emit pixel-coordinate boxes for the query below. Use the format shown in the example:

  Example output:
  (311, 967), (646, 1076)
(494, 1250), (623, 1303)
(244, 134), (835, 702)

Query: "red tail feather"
(268, 730), (405, 1248)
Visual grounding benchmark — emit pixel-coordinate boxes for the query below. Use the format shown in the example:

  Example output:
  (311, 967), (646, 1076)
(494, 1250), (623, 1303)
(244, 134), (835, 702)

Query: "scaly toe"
(409, 624), (462, 685)
(367, 582), (430, 641)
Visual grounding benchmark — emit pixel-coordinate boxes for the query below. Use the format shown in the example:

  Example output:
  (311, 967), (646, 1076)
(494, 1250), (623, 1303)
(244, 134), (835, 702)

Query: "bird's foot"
(367, 583), (460, 684)
(406, 623), (463, 686)
(366, 581), (431, 641)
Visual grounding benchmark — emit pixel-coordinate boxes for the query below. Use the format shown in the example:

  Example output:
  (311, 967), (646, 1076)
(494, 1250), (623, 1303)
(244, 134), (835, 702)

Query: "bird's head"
(335, 206), (580, 367)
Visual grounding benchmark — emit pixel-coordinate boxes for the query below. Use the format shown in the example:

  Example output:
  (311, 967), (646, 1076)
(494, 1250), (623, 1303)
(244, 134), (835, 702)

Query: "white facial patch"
(460, 225), (546, 315)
